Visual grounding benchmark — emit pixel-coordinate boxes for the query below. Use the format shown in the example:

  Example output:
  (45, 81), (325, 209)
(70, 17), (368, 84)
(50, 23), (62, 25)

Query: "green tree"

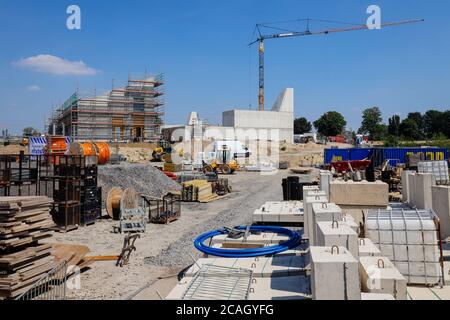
(423, 110), (445, 138)
(313, 112), (347, 137)
(372, 124), (388, 141)
(443, 110), (450, 138)
(359, 107), (384, 140)
(406, 112), (424, 138)
(22, 127), (40, 137)
(388, 115), (401, 136)
(399, 118), (420, 140)
(293, 117), (312, 134)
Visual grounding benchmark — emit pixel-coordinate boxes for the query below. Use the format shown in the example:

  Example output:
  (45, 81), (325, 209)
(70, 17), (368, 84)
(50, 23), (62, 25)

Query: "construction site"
(1, 1), (450, 307)
(48, 74), (165, 142)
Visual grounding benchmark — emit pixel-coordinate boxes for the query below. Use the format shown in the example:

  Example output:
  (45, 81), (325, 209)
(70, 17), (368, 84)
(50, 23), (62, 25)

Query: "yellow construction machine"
(151, 140), (172, 162)
(203, 147), (238, 174)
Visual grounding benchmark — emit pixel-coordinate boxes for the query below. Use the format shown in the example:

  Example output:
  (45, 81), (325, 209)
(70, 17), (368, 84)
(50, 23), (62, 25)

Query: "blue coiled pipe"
(194, 226), (302, 258)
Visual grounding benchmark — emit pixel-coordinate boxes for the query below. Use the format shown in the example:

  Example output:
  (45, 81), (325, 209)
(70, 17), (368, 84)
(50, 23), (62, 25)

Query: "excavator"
(203, 146), (239, 175)
(151, 140), (172, 162)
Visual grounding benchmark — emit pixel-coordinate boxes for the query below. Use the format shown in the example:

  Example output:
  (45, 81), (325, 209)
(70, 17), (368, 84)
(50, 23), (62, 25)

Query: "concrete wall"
(409, 173), (435, 210)
(432, 186), (450, 239)
(222, 88), (294, 143)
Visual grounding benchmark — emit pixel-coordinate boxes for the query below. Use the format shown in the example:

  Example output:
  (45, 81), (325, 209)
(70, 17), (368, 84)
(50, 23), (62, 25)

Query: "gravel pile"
(98, 163), (181, 202)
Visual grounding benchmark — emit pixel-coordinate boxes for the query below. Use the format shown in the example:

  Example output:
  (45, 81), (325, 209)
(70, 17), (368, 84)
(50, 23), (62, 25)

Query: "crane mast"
(250, 18), (424, 111)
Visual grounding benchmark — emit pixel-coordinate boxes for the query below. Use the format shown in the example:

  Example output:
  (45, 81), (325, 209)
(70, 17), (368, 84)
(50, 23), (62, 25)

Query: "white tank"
(364, 209), (442, 286)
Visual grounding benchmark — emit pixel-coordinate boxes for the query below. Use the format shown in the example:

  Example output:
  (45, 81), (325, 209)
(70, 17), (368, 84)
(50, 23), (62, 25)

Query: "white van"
(212, 141), (251, 159)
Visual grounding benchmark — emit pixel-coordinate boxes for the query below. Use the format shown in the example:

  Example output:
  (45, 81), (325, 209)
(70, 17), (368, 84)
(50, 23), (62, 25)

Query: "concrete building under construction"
(49, 74), (165, 142)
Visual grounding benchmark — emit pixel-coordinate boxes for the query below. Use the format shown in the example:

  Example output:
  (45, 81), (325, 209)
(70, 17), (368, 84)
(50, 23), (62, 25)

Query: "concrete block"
(410, 173), (435, 210)
(339, 205), (388, 226)
(315, 221), (359, 260)
(361, 292), (395, 300)
(210, 232), (289, 245)
(319, 170), (333, 198)
(432, 186), (450, 239)
(208, 243), (309, 258)
(359, 256), (407, 300)
(311, 202), (342, 246)
(358, 238), (381, 257)
(166, 276), (312, 300)
(184, 256), (307, 278)
(330, 180), (389, 207)
(310, 246), (360, 300)
(401, 170), (415, 204)
(303, 195), (328, 239)
(342, 214), (359, 234)
(407, 285), (450, 300)
(252, 201), (303, 224)
(302, 185), (320, 203)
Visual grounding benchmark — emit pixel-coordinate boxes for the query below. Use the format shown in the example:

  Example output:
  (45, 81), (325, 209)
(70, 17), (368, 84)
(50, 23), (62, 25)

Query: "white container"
(365, 209), (441, 285)
(310, 246), (360, 300)
(311, 203), (342, 245)
(359, 256), (407, 300)
(316, 221), (359, 259)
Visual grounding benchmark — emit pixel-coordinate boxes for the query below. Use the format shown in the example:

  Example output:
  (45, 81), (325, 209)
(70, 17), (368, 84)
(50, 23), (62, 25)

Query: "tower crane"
(249, 18), (424, 111)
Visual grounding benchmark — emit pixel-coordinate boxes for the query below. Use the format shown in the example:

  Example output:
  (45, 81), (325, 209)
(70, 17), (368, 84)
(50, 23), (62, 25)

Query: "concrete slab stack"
(315, 221), (359, 259)
(310, 246), (360, 300)
(359, 256), (407, 300)
(310, 203), (342, 246)
(210, 232), (290, 246)
(431, 186), (450, 240)
(252, 201), (303, 225)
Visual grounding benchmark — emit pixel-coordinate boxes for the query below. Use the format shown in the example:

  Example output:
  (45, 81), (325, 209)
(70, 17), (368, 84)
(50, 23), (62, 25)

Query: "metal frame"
(15, 261), (67, 301)
(368, 208), (445, 286)
(182, 264), (253, 300)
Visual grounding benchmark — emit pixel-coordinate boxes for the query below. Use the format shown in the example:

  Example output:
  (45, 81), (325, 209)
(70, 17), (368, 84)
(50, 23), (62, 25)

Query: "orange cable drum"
(94, 142), (111, 165)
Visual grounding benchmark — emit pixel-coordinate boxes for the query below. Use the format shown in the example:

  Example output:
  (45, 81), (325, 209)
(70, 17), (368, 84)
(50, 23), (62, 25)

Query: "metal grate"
(365, 209), (445, 286)
(182, 264), (253, 300)
(418, 160), (449, 185)
(15, 261), (67, 300)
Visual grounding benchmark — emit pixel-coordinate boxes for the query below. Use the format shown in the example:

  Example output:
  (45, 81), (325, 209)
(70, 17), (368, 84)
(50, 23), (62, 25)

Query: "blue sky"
(0, 0), (449, 134)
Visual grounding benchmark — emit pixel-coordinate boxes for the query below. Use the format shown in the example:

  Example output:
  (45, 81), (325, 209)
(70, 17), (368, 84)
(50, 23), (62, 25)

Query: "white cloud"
(26, 85), (41, 92)
(14, 54), (98, 76)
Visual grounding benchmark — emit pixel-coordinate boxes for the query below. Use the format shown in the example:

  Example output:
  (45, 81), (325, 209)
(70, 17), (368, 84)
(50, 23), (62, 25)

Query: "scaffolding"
(49, 74), (165, 142)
